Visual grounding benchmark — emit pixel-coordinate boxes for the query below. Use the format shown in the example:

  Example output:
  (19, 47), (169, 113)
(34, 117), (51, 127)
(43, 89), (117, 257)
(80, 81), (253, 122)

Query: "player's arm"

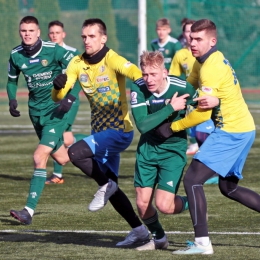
(52, 55), (79, 101)
(130, 84), (175, 134)
(110, 53), (142, 81)
(6, 56), (21, 117)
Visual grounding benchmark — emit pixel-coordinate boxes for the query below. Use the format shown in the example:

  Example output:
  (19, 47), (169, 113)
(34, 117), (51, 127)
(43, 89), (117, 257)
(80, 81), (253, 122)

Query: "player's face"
(183, 24), (192, 47)
(156, 26), (171, 43)
(48, 25), (65, 46)
(81, 24), (107, 56)
(142, 64), (168, 94)
(19, 22), (40, 46)
(190, 30), (216, 57)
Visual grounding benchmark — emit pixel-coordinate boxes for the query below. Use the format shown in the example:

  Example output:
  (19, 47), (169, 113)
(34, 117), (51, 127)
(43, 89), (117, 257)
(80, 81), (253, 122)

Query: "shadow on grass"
(0, 174), (31, 181)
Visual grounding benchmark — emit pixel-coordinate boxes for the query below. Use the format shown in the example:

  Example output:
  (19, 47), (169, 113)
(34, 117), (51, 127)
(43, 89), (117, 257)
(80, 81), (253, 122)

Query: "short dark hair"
(82, 18), (107, 35)
(20, 16), (39, 26)
(191, 19), (217, 37)
(48, 20), (64, 29)
(182, 19), (196, 32)
(181, 17), (189, 26)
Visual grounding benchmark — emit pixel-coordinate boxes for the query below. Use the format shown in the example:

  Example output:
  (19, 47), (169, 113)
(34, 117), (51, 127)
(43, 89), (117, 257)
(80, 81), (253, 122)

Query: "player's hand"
(154, 122), (174, 139)
(193, 95), (219, 109)
(55, 94), (76, 113)
(53, 74), (67, 90)
(170, 92), (190, 111)
(9, 99), (20, 117)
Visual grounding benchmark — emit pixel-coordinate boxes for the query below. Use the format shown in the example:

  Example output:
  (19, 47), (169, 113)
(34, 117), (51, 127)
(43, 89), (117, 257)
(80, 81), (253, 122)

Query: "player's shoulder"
(168, 75), (187, 88)
(151, 38), (159, 44)
(62, 43), (78, 53)
(168, 36), (179, 44)
(42, 40), (56, 48)
(10, 44), (23, 55)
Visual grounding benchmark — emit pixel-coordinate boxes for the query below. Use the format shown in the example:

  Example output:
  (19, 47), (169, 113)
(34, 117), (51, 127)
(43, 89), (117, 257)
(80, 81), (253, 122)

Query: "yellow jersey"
(169, 47), (196, 78)
(171, 50), (255, 133)
(52, 49), (142, 132)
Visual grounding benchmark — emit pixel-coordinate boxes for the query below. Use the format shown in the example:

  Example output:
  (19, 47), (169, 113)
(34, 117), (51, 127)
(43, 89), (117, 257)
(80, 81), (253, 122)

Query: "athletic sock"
(109, 187), (142, 228)
(53, 160), (63, 178)
(195, 236), (210, 246)
(142, 211), (165, 239)
(25, 168), (47, 211)
(176, 195), (189, 213)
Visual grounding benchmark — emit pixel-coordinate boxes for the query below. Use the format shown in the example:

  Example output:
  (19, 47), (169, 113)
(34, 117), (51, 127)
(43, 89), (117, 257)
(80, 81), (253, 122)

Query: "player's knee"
(68, 140), (93, 163)
(136, 199), (149, 218)
(156, 202), (173, 214)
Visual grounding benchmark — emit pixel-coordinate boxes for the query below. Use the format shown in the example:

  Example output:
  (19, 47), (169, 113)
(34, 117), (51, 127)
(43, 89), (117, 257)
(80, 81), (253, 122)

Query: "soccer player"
(169, 20), (217, 184)
(151, 18), (182, 71)
(46, 20), (85, 184)
(130, 50), (196, 251)
(157, 19), (260, 255)
(7, 16), (79, 224)
(51, 18), (149, 247)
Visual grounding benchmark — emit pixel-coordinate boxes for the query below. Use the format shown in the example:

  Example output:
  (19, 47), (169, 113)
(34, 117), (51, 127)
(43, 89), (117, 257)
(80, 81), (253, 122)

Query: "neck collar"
(22, 38), (42, 56)
(82, 45), (109, 64)
(196, 45), (217, 64)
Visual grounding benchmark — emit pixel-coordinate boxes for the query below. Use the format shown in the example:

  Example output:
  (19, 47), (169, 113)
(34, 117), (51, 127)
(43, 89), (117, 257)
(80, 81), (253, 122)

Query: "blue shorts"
(83, 129), (134, 176)
(196, 119), (214, 134)
(194, 128), (255, 179)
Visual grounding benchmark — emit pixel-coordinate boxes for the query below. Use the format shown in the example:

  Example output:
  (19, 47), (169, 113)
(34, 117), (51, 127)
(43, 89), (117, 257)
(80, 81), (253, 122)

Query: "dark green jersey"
(6, 40), (76, 116)
(151, 36), (182, 71)
(130, 75), (198, 144)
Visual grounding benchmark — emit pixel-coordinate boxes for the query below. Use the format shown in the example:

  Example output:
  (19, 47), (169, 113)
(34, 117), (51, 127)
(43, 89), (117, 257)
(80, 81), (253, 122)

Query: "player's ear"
(63, 31), (66, 39)
(210, 37), (217, 47)
(37, 29), (41, 38)
(101, 35), (107, 44)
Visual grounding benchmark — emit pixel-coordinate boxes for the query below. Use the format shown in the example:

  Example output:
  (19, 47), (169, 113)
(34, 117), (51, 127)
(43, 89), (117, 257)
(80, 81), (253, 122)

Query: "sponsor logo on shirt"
(80, 74), (88, 82)
(201, 86), (213, 94)
(96, 75), (109, 83)
(29, 59), (40, 64)
(159, 47), (165, 52)
(131, 92), (137, 104)
(124, 61), (132, 68)
(100, 65), (105, 72)
(33, 71), (52, 80)
(41, 59), (48, 66)
(97, 86), (110, 93)
(164, 57), (172, 64)
(152, 99), (164, 104)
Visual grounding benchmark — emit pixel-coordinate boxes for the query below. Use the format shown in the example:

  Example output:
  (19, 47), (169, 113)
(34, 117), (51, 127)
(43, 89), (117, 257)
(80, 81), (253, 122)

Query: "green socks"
(25, 169), (46, 211)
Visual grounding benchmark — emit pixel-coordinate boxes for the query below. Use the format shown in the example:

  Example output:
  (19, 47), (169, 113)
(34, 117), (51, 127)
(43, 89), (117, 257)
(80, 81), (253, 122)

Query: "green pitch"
(0, 96), (260, 259)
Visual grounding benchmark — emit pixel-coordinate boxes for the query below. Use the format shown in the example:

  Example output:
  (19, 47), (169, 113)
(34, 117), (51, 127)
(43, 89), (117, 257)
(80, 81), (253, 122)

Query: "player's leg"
(134, 142), (168, 251)
(172, 159), (215, 255)
(10, 116), (68, 225)
(155, 145), (188, 215)
(104, 168), (149, 247)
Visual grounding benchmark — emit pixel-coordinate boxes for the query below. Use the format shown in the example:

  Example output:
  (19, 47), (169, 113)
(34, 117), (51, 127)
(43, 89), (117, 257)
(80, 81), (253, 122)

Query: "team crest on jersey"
(165, 99), (170, 105)
(80, 74), (88, 82)
(201, 86), (213, 94)
(131, 92), (137, 104)
(165, 49), (169, 55)
(182, 63), (188, 70)
(41, 59), (48, 66)
(100, 65), (105, 73)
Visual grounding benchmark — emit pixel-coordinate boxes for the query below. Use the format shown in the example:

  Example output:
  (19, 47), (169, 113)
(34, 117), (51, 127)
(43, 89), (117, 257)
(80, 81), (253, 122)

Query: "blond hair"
(140, 51), (165, 68)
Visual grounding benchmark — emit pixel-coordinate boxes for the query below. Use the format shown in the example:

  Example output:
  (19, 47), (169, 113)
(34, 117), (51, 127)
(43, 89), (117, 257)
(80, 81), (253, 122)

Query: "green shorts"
(134, 136), (187, 194)
(30, 111), (67, 153)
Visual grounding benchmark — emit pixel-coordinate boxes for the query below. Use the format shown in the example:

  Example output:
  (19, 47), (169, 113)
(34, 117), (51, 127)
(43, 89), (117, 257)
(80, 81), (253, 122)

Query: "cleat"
(116, 224), (150, 247)
(172, 240), (214, 255)
(136, 234), (169, 251)
(45, 174), (64, 184)
(10, 208), (32, 225)
(205, 176), (219, 185)
(88, 179), (118, 212)
(186, 143), (199, 155)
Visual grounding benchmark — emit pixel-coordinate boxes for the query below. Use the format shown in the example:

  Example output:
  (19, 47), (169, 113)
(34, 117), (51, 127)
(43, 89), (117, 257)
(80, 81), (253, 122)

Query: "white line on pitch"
(1, 230), (260, 235)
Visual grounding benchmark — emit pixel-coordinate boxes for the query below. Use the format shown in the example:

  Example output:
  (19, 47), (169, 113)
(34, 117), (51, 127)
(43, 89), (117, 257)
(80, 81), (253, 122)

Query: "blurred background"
(1, 0), (260, 100)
